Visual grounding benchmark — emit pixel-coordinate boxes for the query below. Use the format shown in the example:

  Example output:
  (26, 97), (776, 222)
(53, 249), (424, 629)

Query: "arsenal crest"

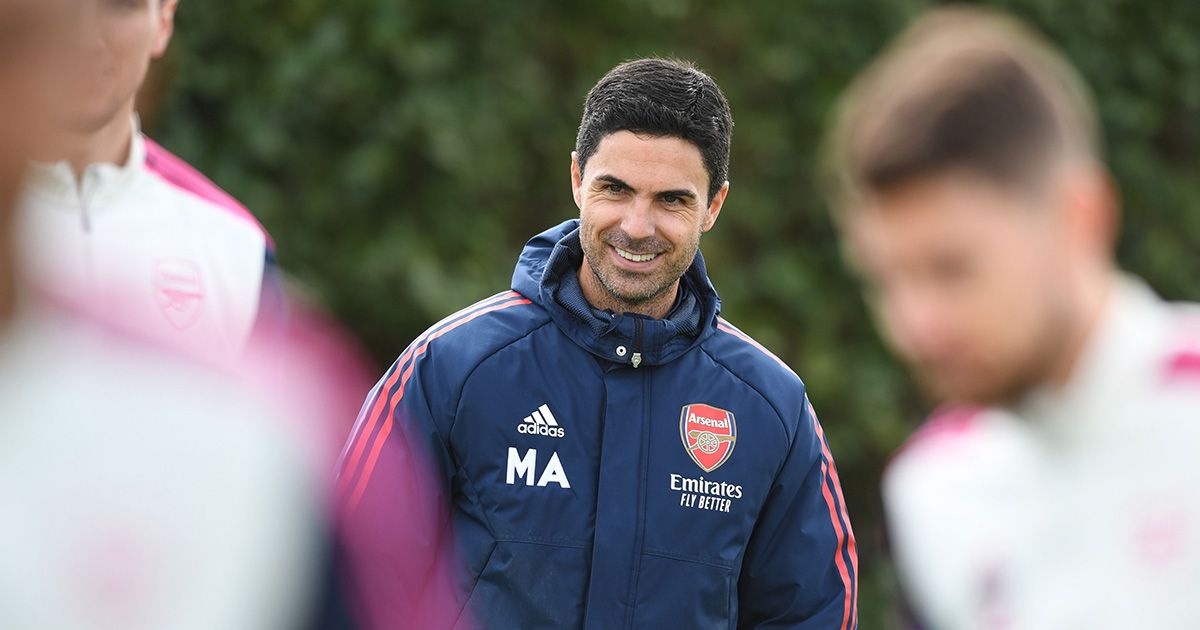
(153, 260), (205, 330)
(680, 403), (737, 473)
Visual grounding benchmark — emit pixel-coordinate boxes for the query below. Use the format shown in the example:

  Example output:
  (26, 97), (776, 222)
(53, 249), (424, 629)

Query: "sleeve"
(736, 397), (858, 630)
(333, 345), (466, 630)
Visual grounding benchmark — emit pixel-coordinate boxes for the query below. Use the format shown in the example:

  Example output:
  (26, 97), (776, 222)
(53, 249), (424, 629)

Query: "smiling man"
(17, 0), (275, 359)
(338, 58), (857, 629)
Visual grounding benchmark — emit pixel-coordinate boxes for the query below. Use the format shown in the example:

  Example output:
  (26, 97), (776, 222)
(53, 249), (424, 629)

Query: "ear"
(701, 180), (730, 233)
(151, 0), (179, 59)
(1061, 162), (1117, 262)
(570, 151), (583, 211)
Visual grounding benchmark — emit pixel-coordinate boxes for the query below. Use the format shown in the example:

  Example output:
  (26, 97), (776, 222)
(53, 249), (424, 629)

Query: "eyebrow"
(595, 174), (633, 191)
(594, 174), (698, 201)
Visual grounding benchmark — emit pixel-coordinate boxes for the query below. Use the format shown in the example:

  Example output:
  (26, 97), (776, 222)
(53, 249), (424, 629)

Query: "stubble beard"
(922, 291), (1078, 407)
(579, 223), (699, 314)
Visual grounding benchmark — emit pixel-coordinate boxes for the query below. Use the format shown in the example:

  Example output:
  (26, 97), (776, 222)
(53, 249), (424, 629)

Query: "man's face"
(572, 131), (727, 310)
(51, 0), (176, 132)
(845, 171), (1076, 405)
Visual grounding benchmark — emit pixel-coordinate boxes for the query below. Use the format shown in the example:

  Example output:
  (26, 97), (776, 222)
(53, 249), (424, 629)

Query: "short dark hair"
(825, 6), (1099, 214)
(576, 58), (733, 202)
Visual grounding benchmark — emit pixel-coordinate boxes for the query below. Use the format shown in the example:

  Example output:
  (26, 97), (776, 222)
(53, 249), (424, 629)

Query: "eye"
(606, 183), (623, 194)
(662, 194), (680, 205)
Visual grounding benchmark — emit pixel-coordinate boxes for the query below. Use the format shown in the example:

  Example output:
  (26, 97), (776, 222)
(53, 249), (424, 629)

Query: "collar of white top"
(24, 115), (147, 209)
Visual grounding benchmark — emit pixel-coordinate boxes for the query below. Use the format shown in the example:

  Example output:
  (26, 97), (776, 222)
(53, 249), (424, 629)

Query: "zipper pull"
(631, 317), (644, 368)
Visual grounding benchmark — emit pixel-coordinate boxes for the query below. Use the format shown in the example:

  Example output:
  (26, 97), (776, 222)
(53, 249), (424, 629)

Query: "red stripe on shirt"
(336, 291), (520, 494)
(810, 400), (859, 629)
(820, 460), (855, 630)
(716, 320), (856, 627)
(716, 318), (796, 376)
(346, 296), (532, 511)
(142, 137), (274, 250)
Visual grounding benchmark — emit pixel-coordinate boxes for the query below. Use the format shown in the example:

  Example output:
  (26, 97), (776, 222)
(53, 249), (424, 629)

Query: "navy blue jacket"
(338, 221), (857, 629)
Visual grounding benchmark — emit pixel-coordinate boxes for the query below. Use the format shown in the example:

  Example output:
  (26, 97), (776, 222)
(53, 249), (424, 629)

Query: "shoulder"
(883, 405), (1029, 500)
(701, 316), (807, 432)
(888, 406), (987, 465)
(140, 136), (273, 251)
(400, 290), (549, 381)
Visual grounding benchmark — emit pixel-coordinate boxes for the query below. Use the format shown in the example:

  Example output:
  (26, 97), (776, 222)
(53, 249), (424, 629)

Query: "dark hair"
(575, 58), (733, 202)
(825, 6), (1099, 213)
(862, 58), (1060, 192)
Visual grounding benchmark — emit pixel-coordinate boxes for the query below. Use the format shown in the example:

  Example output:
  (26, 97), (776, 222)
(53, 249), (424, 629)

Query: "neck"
(578, 260), (679, 320)
(38, 108), (136, 182)
(1043, 264), (1115, 390)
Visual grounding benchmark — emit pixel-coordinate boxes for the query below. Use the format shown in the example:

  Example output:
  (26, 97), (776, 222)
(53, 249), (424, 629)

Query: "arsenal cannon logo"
(680, 403), (737, 473)
(153, 259), (205, 330)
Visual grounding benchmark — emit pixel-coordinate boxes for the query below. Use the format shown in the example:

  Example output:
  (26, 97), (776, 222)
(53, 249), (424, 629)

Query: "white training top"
(0, 305), (317, 630)
(17, 121), (271, 359)
(885, 277), (1200, 629)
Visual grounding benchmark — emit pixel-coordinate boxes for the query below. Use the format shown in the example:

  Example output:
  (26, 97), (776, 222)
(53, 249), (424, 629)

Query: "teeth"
(615, 247), (658, 263)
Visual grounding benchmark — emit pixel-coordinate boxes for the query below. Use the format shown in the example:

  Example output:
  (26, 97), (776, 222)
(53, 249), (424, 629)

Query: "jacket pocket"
(453, 541), (497, 630)
(631, 552), (733, 629)
(461, 539), (590, 630)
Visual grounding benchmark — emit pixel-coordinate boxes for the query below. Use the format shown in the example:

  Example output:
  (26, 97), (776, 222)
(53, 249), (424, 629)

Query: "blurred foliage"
(147, 0), (1199, 625)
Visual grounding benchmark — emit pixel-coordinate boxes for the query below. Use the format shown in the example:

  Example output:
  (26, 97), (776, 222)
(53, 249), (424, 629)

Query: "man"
(825, 7), (1200, 628)
(338, 58), (857, 629)
(18, 0), (275, 359)
(0, 1), (321, 628)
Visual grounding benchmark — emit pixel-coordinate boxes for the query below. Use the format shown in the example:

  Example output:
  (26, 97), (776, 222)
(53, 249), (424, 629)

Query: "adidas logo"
(518, 404), (565, 438)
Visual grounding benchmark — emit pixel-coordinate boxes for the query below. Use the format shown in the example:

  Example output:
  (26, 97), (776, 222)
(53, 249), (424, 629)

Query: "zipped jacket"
(339, 220), (858, 629)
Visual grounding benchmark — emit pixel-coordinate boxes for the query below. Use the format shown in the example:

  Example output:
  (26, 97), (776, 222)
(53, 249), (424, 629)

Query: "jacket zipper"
(80, 190), (92, 233)
(76, 168), (95, 233)
(622, 364), (652, 627)
(631, 318), (643, 368)
(78, 173), (97, 290)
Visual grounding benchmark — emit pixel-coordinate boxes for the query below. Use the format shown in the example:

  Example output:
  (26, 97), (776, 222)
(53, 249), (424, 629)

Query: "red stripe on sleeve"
(346, 296), (532, 511)
(336, 291), (519, 494)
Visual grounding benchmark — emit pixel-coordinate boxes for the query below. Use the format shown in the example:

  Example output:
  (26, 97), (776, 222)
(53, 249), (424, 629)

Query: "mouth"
(614, 246), (660, 264)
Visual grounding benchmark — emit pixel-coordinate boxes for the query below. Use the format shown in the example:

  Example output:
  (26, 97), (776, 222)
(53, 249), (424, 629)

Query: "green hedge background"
(146, 0), (1199, 625)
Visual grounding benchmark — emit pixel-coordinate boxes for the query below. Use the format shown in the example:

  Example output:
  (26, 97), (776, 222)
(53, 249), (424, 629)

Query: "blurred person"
(0, 3), (324, 628)
(825, 6), (1200, 629)
(17, 0), (277, 360)
(337, 58), (858, 629)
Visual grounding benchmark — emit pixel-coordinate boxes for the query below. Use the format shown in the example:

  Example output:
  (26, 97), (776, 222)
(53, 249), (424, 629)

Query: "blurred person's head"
(0, 0), (69, 318)
(825, 6), (1117, 405)
(571, 58), (732, 318)
(39, 0), (176, 171)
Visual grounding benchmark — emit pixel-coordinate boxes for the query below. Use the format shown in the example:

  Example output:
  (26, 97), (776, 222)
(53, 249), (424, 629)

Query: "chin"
(54, 99), (126, 135)
(927, 370), (1032, 407)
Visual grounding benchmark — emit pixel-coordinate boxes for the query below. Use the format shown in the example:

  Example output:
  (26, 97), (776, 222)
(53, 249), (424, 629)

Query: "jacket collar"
(25, 115), (146, 209)
(512, 219), (721, 368)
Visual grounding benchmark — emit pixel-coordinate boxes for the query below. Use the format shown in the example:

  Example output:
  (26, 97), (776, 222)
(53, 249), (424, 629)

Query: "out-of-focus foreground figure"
(16, 0), (276, 361)
(826, 6), (1200, 629)
(0, 1), (326, 628)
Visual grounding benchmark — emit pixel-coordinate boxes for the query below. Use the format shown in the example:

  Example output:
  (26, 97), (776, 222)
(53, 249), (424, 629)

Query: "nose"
(618, 195), (656, 241)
